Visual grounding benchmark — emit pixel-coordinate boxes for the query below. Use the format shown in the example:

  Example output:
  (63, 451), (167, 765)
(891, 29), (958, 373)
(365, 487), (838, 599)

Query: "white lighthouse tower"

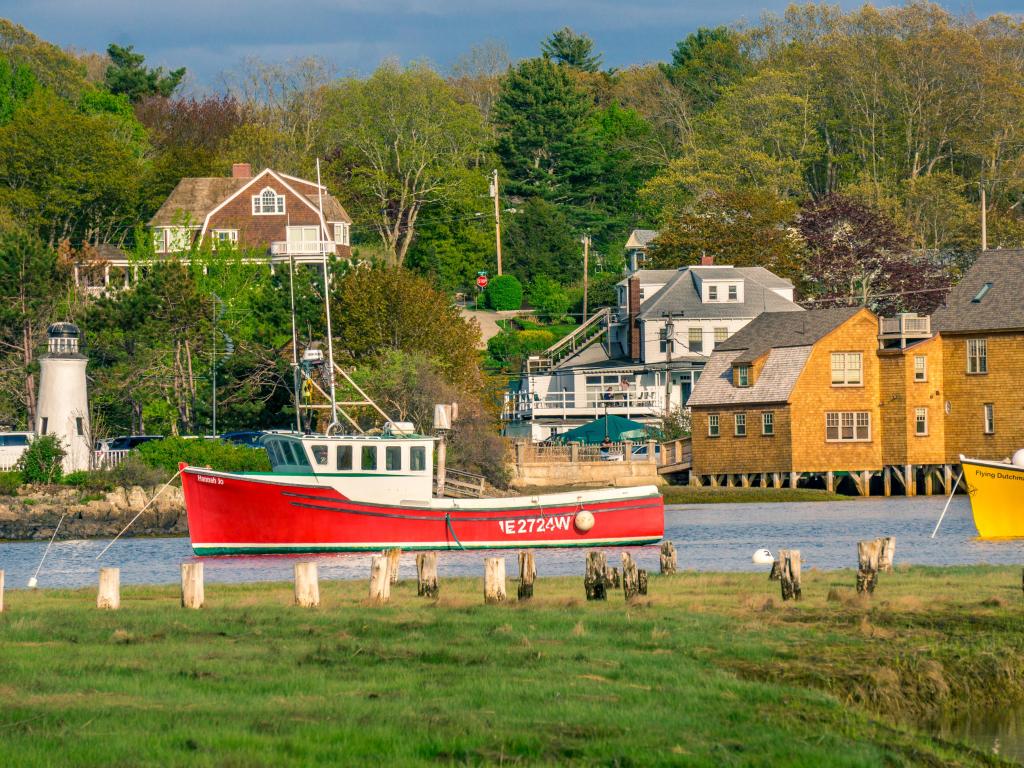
(35, 322), (91, 473)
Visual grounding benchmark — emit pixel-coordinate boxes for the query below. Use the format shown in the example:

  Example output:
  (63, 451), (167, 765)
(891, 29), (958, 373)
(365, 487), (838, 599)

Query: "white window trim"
(735, 365), (750, 388)
(984, 403), (995, 434)
(708, 414), (720, 438)
(252, 187), (286, 216)
(762, 411), (774, 436)
(913, 355), (927, 382)
(333, 222), (350, 246)
(825, 411), (872, 443)
(914, 407), (928, 437)
(830, 352), (864, 387)
(734, 413), (746, 437)
(967, 338), (988, 375)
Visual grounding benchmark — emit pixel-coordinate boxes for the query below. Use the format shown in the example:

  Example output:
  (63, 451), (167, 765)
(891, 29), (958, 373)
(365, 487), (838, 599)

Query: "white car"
(0, 432), (32, 471)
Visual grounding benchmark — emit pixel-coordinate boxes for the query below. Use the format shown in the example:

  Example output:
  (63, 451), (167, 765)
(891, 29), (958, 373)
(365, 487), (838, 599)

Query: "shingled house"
(76, 163), (353, 294)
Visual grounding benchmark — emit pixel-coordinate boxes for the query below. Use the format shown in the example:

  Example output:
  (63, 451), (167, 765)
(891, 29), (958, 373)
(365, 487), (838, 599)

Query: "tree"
(797, 194), (950, 314)
(492, 58), (597, 202)
(0, 232), (71, 428)
(0, 60), (35, 125)
(647, 187), (804, 282)
(527, 276), (570, 321)
(541, 27), (603, 72)
(0, 19), (90, 100)
(104, 44), (185, 103)
(449, 41), (511, 120)
(323, 63), (489, 266)
(503, 198), (581, 284)
(484, 274), (523, 311)
(661, 27), (751, 112)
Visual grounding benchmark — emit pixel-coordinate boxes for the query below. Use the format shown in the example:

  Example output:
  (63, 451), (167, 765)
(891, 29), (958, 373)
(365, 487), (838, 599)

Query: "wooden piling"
(517, 550), (536, 600)
(769, 560), (781, 581)
(608, 566), (620, 588)
(622, 552), (640, 599)
(484, 557), (506, 604)
(293, 562), (319, 608)
(779, 549), (801, 601)
(659, 541), (677, 575)
(857, 539), (882, 594)
(878, 536), (896, 573)
(180, 562), (205, 609)
(638, 568), (649, 596)
(369, 555), (391, 604)
(385, 548), (401, 584)
(97, 567), (120, 610)
(584, 551), (609, 600)
(415, 552), (439, 598)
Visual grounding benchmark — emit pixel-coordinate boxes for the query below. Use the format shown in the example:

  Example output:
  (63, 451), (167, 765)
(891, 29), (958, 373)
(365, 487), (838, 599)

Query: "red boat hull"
(181, 468), (664, 555)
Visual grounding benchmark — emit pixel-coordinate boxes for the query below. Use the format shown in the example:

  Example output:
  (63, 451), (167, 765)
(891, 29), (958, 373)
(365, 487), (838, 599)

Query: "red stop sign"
(476, 275), (489, 289)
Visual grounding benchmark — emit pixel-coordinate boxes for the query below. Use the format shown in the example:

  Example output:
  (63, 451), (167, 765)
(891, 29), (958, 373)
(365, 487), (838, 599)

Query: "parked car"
(106, 435), (165, 452)
(0, 432), (32, 470)
(219, 430), (267, 447)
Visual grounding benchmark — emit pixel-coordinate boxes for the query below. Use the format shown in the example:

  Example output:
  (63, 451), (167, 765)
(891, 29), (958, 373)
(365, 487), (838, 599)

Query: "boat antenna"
(288, 247), (301, 433)
(317, 157), (340, 434)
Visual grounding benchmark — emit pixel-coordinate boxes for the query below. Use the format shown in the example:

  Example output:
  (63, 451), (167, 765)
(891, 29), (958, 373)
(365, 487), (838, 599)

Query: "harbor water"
(0, 495), (1017, 590)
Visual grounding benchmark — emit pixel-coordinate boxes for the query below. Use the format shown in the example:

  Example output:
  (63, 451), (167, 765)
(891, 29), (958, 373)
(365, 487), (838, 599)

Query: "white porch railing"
(879, 314), (931, 337)
(93, 450), (131, 469)
(0, 459), (18, 472)
(269, 241), (336, 256)
(502, 389), (664, 420)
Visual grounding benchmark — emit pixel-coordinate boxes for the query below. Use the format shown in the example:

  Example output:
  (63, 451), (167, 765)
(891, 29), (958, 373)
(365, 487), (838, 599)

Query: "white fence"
(93, 450), (131, 470)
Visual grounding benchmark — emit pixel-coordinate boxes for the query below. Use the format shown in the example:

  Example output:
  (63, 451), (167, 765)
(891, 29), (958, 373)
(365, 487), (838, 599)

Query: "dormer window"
(252, 187), (285, 215)
(333, 222), (350, 246)
(735, 365), (751, 387)
(708, 285), (718, 301)
(728, 285), (738, 301)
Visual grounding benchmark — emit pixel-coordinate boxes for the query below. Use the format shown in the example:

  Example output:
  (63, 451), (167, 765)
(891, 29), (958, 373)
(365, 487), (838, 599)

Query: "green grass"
(662, 485), (847, 504)
(1, 567), (1021, 766)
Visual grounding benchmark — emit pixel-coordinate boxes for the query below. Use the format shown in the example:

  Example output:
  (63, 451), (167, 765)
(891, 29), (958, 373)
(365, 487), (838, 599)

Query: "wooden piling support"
(924, 469), (934, 496)
(904, 464), (915, 497)
(517, 550), (536, 600)
(385, 547), (401, 584)
(659, 541), (677, 575)
(740, 474), (751, 488)
(369, 555), (391, 604)
(584, 551), (609, 600)
(779, 549), (801, 601)
(826, 471), (834, 494)
(878, 536), (896, 573)
(180, 562), (205, 609)
(638, 568), (649, 596)
(772, 472), (782, 489)
(943, 464), (953, 494)
(857, 539), (882, 594)
(293, 562), (319, 608)
(622, 552), (640, 599)
(768, 560), (781, 581)
(415, 552), (439, 598)
(97, 567), (120, 610)
(883, 466), (891, 497)
(484, 557), (506, 604)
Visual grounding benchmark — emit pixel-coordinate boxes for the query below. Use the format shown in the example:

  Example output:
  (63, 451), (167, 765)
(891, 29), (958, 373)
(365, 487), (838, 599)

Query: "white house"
(502, 259), (803, 442)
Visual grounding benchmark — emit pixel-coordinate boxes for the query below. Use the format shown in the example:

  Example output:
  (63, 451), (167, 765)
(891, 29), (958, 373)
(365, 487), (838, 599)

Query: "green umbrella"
(556, 415), (650, 445)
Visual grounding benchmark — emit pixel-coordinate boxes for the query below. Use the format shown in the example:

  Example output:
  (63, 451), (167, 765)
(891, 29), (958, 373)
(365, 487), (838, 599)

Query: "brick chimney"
(231, 163), (252, 179)
(700, 253), (715, 266)
(628, 275), (641, 361)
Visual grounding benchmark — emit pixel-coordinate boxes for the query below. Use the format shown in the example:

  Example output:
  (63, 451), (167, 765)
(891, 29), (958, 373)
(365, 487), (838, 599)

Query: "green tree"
(527, 275), (571, 321)
(661, 27), (752, 112)
(322, 63), (489, 265)
(541, 27), (603, 72)
(484, 274), (523, 311)
(0, 59), (35, 125)
(104, 44), (185, 103)
(503, 198), (581, 284)
(0, 19), (90, 100)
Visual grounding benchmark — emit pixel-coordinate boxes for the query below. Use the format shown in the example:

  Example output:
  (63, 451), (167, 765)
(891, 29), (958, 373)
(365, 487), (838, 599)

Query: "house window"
(728, 285), (738, 301)
(915, 408), (928, 436)
(333, 222), (350, 246)
(165, 227), (191, 252)
(152, 228), (165, 253)
(410, 446), (426, 471)
(708, 414), (720, 437)
(337, 445), (353, 470)
(713, 327), (728, 348)
(41, 417), (47, 435)
(639, 288), (647, 300)
(826, 411), (871, 442)
(252, 187), (285, 215)
(688, 328), (703, 354)
(967, 338), (988, 374)
(914, 355), (927, 382)
(830, 352), (863, 386)
(984, 403), (995, 434)
(76, 417), (84, 436)
(361, 445), (377, 471)
(587, 374), (629, 406)
(385, 446), (402, 471)
(734, 413), (746, 436)
(212, 229), (238, 248)
(708, 285), (718, 301)
(762, 412), (774, 436)
(735, 365), (750, 387)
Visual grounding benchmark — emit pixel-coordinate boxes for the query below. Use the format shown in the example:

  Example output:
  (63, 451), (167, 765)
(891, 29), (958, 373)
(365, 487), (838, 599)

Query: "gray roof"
(637, 267), (801, 321)
(716, 306), (862, 362)
(616, 269), (679, 287)
(932, 249), (1024, 333)
(687, 347), (812, 407)
(626, 229), (659, 248)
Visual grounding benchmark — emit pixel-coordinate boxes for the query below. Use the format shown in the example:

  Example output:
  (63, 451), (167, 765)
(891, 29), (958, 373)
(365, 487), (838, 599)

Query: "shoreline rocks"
(0, 484), (188, 541)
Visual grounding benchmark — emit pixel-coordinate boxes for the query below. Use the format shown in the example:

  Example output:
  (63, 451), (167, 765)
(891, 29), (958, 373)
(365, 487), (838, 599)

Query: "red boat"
(180, 431), (664, 555)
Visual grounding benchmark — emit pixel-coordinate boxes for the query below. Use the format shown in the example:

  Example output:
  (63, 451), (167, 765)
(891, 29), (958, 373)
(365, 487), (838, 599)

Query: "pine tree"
(540, 27), (603, 72)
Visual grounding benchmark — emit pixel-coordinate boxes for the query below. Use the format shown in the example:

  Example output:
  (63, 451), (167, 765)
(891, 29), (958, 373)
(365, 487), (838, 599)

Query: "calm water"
(0, 495), (1016, 591)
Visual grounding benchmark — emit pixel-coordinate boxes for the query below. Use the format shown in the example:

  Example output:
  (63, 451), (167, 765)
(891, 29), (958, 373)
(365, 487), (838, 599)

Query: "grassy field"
(1, 566), (1022, 766)
(661, 485), (847, 504)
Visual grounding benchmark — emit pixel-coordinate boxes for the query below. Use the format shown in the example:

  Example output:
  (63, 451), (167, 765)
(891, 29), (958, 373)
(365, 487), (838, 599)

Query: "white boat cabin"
(262, 433), (436, 504)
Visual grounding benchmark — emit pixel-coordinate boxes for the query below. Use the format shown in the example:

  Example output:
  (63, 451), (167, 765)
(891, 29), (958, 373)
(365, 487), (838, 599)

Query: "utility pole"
(490, 169), (503, 276)
(980, 181), (988, 252)
(581, 234), (591, 323)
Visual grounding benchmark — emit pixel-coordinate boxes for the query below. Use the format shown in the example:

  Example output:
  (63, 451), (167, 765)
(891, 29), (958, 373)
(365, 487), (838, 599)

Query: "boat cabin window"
(311, 445), (328, 465)
(361, 445), (377, 471)
(265, 441), (284, 466)
(337, 445), (352, 470)
(386, 445), (402, 471)
(410, 446), (426, 472)
(265, 438), (312, 471)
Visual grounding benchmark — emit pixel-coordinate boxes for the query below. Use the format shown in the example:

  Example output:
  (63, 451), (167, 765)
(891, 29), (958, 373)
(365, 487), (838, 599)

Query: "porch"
(502, 389), (665, 421)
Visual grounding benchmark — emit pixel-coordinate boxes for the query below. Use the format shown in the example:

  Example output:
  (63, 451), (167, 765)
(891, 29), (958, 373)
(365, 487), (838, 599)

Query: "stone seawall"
(0, 485), (187, 541)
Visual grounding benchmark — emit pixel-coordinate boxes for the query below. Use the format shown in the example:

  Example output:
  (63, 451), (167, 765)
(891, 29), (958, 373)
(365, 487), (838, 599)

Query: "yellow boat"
(959, 454), (1024, 538)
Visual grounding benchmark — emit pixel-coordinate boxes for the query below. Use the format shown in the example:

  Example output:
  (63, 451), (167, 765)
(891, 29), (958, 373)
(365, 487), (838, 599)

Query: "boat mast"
(288, 248), (301, 433)
(317, 158), (341, 434)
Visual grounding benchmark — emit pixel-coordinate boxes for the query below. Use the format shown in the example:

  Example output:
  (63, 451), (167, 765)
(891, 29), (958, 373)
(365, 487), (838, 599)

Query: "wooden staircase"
(526, 308), (611, 374)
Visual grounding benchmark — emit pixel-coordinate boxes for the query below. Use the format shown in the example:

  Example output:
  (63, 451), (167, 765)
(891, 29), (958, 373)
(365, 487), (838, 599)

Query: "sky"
(2, 0), (1021, 91)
